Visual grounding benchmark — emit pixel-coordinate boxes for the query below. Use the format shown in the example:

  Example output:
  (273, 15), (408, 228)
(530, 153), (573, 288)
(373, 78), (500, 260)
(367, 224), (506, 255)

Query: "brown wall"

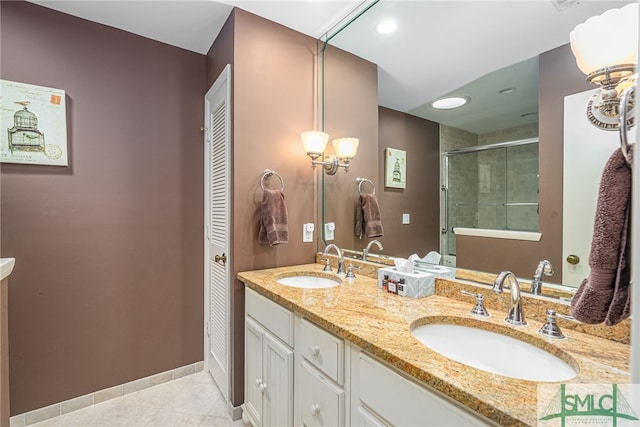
(206, 9), (319, 405)
(323, 45), (379, 252)
(378, 107), (440, 258)
(456, 44), (594, 279)
(1, 1), (207, 414)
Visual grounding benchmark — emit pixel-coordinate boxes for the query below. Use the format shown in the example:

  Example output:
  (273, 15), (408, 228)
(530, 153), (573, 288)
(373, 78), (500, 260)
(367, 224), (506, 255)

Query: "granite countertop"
(238, 263), (631, 426)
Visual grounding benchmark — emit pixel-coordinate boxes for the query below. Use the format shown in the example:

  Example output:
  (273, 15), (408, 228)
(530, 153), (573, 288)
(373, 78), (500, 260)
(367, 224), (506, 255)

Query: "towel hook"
(260, 169), (285, 192)
(356, 177), (375, 195)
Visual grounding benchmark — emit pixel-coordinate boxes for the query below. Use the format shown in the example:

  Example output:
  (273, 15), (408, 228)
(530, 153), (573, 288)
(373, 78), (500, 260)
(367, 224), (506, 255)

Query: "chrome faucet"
(323, 244), (345, 275)
(531, 260), (554, 295)
(492, 271), (526, 325)
(362, 240), (383, 261)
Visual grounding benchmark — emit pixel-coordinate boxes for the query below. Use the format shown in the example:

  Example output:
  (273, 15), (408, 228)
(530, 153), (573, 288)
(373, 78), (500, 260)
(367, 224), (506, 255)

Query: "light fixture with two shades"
(301, 131), (359, 175)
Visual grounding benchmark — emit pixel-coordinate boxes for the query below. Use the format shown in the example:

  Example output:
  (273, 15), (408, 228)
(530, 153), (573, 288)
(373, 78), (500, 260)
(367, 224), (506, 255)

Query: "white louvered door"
(204, 64), (231, 402)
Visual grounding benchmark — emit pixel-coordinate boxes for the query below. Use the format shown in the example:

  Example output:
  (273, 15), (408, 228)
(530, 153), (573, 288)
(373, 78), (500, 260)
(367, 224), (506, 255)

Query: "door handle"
(214, 253), (227, 265)
(566, 254), (580, 265)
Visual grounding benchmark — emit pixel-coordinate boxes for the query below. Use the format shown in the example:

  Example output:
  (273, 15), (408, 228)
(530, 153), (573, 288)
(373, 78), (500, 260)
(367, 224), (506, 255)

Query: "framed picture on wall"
(385, 148), (406, 189)
(1, 79), (68, 166)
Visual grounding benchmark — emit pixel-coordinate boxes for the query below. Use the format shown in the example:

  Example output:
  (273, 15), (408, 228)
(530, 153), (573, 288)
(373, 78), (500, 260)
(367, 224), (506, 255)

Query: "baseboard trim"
(228, 400), (243, 421)
(9, 361), (205, 427)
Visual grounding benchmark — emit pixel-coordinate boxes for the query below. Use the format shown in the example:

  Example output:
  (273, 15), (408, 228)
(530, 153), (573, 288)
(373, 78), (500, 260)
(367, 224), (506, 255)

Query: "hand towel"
(258, 189), (289, 246)
(570, 147), (632, 325)
(355, 198), (364, 239)
(355, 194), (384, 238)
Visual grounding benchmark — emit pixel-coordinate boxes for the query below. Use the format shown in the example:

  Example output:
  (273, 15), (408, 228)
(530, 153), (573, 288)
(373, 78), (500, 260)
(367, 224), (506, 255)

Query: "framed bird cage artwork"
(1, 79), (68, 166)
(385, 147), (406, 189)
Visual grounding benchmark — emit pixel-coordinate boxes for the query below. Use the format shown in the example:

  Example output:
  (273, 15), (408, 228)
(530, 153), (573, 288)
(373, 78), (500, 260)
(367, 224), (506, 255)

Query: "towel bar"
(260, 169), (285, 191)
(356, 177), (375, 195)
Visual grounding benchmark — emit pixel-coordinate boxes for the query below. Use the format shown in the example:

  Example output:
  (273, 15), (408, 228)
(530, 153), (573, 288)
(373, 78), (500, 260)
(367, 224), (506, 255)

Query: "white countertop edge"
(1, 258), (16, 281)
(453, 228), (542, 242)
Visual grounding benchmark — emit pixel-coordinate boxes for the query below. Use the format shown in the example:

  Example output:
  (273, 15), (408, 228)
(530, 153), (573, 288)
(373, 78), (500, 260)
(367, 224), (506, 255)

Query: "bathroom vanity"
(238, 262), (630, 426)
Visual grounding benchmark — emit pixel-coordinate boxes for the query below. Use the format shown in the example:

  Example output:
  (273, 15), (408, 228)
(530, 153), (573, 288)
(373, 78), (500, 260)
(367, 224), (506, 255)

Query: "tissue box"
(414, 264), (456, 280)
(377, 267), (435, 298)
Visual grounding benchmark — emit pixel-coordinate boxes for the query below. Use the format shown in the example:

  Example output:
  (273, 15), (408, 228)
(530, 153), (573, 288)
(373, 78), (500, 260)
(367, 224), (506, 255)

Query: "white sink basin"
(411, 323), (577, 382)
(276, 275), (341, 289)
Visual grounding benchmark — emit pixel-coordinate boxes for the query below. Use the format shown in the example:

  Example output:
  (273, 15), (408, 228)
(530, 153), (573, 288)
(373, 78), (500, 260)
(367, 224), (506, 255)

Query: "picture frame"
(385, 147), (406, 189)
(1, 79), (68, 166)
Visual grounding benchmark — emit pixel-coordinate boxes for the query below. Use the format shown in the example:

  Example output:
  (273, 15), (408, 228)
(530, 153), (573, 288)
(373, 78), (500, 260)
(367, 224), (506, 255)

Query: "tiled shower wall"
(440, 123), (539, 255)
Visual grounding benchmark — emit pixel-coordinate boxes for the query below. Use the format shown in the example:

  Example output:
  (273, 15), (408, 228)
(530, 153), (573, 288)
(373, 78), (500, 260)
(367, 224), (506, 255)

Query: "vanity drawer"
(358, 353), (494, 426)
(245, 288), (294, 347)
(299, 360), (345, 427)
(298, 318), (344, 384)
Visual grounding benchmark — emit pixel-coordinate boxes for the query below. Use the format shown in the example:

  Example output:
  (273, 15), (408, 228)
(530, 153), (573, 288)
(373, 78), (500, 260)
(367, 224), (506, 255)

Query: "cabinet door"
(244, 317), (264, 426)
(263, 331), (294, 427)
(356, 406), (388, 427)
(298, 360), (344, 427)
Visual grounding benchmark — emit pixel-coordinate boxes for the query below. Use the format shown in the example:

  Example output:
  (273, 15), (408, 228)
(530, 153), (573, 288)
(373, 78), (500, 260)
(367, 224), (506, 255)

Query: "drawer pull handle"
(258, 382), (267, 392)
(255, 379), (262, 388)
(311, 404), (321, 416)
(310, 345), (320, 358)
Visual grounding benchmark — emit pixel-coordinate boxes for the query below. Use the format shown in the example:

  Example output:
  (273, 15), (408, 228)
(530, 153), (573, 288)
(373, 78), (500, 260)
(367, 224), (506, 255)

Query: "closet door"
(204, 64), (232, 402)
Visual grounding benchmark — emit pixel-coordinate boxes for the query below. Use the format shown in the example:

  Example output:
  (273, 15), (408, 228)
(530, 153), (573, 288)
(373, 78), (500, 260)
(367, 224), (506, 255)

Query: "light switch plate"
(402, 213), (410, 225)
(303, 223), (314, 243)
(324, 222), (335, 241)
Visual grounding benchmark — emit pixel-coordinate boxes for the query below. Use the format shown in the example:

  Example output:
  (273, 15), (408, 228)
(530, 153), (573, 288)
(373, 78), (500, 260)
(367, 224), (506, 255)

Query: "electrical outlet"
(324, 222), (335, 241)
(402, 213), (410, 225)
(303, 223), (314, 243)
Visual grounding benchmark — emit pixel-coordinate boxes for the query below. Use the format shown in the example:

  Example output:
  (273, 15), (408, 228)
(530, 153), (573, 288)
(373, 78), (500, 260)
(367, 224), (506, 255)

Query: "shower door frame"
(440, 137), (540, 260)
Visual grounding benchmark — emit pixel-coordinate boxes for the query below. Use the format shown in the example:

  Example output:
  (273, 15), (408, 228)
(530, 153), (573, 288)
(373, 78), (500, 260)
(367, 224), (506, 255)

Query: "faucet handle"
(345, 264), (361, 279)
(321, 258), (332, 272)
(461, 290), (490, 317)
(538, 309), (567, 339)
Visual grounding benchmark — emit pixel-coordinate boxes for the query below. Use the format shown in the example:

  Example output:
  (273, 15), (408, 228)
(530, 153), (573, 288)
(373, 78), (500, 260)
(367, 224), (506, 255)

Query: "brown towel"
(355, 194), (384, 238)
(570, 147), (632, 325)
(258, 189), (289, 246)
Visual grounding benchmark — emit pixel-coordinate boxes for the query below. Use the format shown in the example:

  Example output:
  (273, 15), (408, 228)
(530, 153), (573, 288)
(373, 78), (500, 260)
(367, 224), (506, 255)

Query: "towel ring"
(261, 169), (285, 191)
(619, 84), (635, 167)
(357, 177), (375, 195)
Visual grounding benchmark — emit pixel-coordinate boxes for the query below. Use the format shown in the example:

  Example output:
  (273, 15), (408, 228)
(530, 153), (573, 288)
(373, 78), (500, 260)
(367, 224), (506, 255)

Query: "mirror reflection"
(320, 0), (635, 290)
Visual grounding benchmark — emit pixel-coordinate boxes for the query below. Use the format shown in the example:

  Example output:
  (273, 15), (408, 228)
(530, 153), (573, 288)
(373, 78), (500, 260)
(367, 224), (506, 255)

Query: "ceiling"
(26, 0), (635, 134)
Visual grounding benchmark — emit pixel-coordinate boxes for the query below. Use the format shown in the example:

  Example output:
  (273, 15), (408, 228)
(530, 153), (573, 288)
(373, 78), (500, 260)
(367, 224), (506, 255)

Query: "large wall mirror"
(319, 0), (635, 292)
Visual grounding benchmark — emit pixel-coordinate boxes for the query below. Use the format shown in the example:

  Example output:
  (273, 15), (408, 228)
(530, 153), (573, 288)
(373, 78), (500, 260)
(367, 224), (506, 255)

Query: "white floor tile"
(28, 372), (244, 427)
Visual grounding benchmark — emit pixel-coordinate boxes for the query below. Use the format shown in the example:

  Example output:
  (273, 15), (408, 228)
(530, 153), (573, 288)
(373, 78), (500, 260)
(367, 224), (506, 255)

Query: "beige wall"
(208, 9), (320, 405)
(378, 107), (440, 257)
(322, 45), (379, 252)
(1, 0), (206, 414)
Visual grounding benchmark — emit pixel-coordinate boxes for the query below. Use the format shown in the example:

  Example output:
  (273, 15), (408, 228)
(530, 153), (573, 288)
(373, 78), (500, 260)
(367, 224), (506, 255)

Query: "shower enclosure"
(441, 137), (539, 260)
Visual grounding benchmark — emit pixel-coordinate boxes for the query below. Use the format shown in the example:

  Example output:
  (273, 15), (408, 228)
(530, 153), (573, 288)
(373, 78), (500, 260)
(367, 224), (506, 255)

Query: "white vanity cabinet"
(295, 318), (346, 427)
(244, 288), (294, 427)
(243, 287), (493, 427)
(351, 352), (496, 427)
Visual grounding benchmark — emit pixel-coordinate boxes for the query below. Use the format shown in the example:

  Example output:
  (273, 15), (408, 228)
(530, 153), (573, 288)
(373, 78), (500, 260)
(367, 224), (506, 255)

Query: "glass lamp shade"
(301, 131), (329, 156)
(333, 138), (359, 159)
(569, 3), (638, 76)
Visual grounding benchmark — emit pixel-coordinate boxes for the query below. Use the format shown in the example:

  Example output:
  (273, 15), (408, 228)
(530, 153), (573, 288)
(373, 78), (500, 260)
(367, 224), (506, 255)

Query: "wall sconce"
(569, 3), (638, 130)
(301, 131), (359, 175)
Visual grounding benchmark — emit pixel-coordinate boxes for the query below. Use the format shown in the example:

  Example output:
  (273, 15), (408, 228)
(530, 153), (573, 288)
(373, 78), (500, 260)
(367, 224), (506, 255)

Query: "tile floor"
(29, 372), (247, 427)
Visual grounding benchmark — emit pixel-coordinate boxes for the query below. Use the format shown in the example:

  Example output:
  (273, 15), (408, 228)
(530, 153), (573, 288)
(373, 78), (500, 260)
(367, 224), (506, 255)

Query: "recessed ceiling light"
(499, 87), (516, 94)
(375, 20), (397, 34)
(431, 97), (469, 110)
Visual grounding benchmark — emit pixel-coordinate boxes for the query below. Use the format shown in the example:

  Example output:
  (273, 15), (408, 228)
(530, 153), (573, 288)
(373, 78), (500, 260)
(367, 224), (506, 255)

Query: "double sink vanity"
(238, 256), (631, 427)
